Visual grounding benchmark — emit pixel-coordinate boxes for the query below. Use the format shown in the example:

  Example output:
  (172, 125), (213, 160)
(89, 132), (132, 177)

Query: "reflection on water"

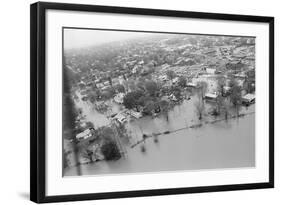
(65, 94), (255, 176)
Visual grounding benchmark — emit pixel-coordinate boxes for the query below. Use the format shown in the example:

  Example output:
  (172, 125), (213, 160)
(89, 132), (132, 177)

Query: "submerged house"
(241, 93), (255, 105)
(204, 93), (218, 101)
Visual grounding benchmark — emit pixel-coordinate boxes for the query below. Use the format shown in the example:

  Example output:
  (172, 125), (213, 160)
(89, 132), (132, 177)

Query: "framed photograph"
(30, 2), (274, 203)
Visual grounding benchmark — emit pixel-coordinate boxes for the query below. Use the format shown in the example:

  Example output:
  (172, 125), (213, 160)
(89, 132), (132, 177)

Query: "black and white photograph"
(62, 28), (256, 177)
(28, 1), (274, 203)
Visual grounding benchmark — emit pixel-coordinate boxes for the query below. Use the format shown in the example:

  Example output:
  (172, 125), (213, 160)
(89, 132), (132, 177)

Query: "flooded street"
(64, 94), (255, 176)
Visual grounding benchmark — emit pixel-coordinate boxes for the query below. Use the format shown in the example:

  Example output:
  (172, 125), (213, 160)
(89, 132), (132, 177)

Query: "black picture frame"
(30, 1), (274, 203)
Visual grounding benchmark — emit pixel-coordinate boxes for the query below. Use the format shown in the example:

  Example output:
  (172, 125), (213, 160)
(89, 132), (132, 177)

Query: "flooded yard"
(65, 113), (254, 176)
(64, 93), (255, 176)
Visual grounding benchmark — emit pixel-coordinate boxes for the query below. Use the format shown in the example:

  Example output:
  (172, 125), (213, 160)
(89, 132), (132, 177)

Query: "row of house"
(204, 92), (255, 105)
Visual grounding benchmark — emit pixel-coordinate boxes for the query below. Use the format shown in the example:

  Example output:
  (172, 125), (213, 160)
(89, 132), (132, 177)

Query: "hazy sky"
(63, 28), (157, 49)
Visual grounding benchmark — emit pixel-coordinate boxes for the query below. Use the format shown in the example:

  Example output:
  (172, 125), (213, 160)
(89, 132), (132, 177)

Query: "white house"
(76, 128), (95, 141)
(186, 82), (197, 88)
(114, 113), (127, 124)
(206, 68), (216, 74)
(242, 93), (255, 104)
(204, 93), (218, 101)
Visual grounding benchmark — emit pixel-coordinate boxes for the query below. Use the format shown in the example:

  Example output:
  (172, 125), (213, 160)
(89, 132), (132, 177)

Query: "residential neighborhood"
(63, 30), (255, 176)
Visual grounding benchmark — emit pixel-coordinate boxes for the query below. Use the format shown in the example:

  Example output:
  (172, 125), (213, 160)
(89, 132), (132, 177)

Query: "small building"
(161, 63), (170, 70)
(242, 93), (255, 105)
(101, 85), (111, 91)
(159, 75), (168, 81)
(138, 60), (144, 65)
(186, 82), (197, 88)
(103, 81), (110, 86)
(204, 93), (218, 101)
(96, 83), (104, 89)
(129, 110), (142, 119)
(206, 68), (216, 74)
(169, 94), (178, 102)
(76, 128), (95, 141)
(114, 113), (127, 124)
(175, 58), (184, 65)
(234, 73), (247, 79)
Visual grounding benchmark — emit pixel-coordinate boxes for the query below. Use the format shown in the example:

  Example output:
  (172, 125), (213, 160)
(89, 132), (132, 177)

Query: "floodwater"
(64, 93), (255, 176)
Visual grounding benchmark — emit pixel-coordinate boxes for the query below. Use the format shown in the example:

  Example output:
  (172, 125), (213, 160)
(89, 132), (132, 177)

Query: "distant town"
(63, 32), (255, 176)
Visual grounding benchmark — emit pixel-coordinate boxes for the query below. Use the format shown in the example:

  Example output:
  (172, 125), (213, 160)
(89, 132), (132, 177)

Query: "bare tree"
(215, 95), (224, 115)
(196, 81), (208, 102)
(216, 76), (226, 96)
(194, 98), (205, 120)
(221, 98), (231, 120)
(159, 100), (170, 122)
(229, 84), (242, 116)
